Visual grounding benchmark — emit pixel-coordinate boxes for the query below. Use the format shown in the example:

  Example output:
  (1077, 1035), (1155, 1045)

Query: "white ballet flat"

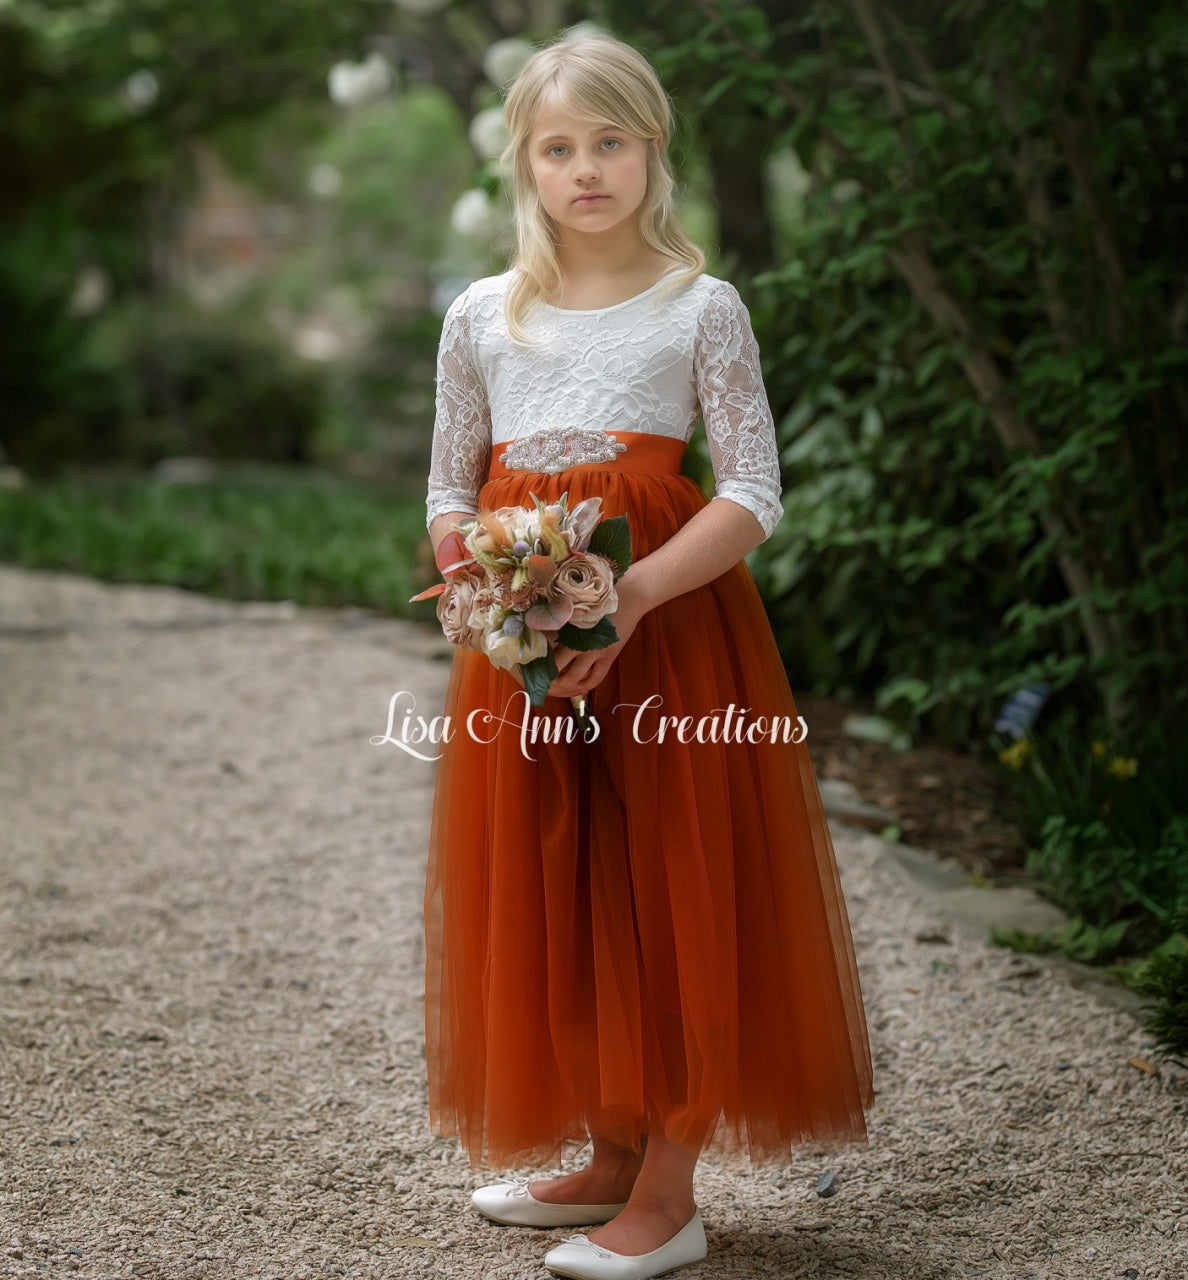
(471, 1177), (628, 1228)
(543, 1210), (707, 1279)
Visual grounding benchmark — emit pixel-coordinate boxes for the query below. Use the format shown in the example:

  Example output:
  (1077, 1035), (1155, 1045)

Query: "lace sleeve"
(426, 288), (492, 528)
(693, 282), (784, 539)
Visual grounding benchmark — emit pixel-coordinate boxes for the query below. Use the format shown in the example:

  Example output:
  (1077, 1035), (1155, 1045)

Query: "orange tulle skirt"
(424, 434), (873, 1168)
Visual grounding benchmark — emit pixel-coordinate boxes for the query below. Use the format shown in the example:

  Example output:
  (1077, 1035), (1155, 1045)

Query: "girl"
(424, 30), (872, 1280)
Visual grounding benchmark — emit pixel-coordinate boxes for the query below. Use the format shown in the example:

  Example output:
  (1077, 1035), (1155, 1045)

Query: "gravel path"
(1, 567), (1183, 1280)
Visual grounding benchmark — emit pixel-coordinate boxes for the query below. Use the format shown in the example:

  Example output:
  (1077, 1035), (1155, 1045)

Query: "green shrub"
(1133, 910), (1188, 1068)
(996, 722), (1188, 954)
(0, 471), (427, 614)
(76, 302), (325, 470)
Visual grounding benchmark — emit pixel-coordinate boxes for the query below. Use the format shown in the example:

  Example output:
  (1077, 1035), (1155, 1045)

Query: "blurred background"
(1, 0), (1186, 1017)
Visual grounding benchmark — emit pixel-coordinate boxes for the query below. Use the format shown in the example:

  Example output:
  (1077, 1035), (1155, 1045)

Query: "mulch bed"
(797, 694), (1027, 881)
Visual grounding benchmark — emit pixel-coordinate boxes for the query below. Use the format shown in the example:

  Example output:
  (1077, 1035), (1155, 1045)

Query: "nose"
(574, 149), (600, 183)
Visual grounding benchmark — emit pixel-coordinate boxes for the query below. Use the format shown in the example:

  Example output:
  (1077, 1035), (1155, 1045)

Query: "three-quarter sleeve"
(426, 288), (492, 528)
(693, 281), (784, 539)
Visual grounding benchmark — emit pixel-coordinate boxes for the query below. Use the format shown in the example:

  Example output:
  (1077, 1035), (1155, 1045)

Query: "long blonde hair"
(501, 30), (706, 343)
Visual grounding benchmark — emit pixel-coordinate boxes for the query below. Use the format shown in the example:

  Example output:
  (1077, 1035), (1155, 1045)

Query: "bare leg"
(529, 1134), (645, 1206)
(585, 1132), (698, 1257)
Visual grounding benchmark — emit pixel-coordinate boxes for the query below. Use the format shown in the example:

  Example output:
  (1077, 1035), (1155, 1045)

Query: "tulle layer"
(424, 463), (873, 1168)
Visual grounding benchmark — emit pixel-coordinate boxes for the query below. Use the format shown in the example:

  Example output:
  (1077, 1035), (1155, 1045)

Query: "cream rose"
(484, 613), (548, 670)
(552, 554), (618, 628)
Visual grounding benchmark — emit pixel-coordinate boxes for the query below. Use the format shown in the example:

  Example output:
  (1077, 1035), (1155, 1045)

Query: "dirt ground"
(0, 567), (1184, 1280)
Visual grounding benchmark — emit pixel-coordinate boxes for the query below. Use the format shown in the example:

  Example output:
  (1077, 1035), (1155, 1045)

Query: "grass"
(0, 467), (433, 616)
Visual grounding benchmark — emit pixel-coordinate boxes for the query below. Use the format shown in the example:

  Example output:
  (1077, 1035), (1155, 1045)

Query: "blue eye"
(601, 138), (622, 151)
(546, 144), (568, 158)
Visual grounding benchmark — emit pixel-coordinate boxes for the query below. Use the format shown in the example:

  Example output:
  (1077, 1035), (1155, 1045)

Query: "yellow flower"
(1106, 755), (1139, 780)
(1090, 740), (1108, 759)
(998, 739), (1031, 770)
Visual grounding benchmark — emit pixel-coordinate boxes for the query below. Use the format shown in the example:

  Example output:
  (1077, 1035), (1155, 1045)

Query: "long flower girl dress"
(425, 270), (873, 1167)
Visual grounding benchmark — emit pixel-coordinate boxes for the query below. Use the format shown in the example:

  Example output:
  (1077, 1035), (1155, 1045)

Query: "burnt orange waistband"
(487, 430), (686, 482)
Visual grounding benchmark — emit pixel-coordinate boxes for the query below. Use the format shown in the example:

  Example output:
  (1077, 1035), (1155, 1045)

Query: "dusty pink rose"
(552, 553), (618, 627)
(437, 577), (485, 649)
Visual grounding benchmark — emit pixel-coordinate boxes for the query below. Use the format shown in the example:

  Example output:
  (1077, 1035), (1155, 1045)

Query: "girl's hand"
(548, 579), (649, 700)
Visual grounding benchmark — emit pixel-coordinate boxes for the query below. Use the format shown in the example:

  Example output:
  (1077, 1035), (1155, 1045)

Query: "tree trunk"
(705, 127), (776, 278)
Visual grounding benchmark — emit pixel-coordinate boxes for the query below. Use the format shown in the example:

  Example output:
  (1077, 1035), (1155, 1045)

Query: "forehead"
(529, 95), (621, 141)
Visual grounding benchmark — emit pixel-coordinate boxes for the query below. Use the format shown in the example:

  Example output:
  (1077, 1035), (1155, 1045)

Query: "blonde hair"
(501, 30), (705, 343)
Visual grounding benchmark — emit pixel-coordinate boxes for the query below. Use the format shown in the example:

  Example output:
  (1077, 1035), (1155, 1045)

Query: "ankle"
(625, 1187), (696, 1222)
(529, 1165), (636, 1205)
(589, 1149), (644, 1184)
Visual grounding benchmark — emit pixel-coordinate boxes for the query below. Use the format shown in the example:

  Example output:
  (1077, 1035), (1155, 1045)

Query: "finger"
(552, 650), (615, 697)
(553, 645), (580, 674)
(549, 660), (595, 697)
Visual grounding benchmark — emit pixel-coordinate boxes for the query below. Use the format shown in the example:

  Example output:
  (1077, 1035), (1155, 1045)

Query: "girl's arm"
(426, 289), (490, 548)
(549, 498), (765, 698)
(551, 280), (781, 699)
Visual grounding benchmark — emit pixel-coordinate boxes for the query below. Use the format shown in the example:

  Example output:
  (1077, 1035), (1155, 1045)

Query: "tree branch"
(1042, 4), (1129, 345)
(991, 58), (1078, 351)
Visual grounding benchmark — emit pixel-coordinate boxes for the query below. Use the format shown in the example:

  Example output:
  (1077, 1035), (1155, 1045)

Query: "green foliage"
(1132, 910), (1188, 1067)
(996, 722), (1188, 952)
(92, 301), (322, 469)
(600, 1), (1188, 976)
(251, 88), (474, 468)
(587, 514), (633, 580)
(0, 473), (428, 614)
(556, 617), (621, 652)
(992, 918), (1131, 966)
(521, 652), (559, 707)
(614, 0), (1188, 743)
(1, 2), (475, 474)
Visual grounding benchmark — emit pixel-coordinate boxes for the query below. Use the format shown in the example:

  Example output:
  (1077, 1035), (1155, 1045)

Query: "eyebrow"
(536, 125), (621, 144)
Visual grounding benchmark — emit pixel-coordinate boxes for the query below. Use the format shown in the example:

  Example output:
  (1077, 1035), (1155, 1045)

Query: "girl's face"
(526, 98), (652, 245)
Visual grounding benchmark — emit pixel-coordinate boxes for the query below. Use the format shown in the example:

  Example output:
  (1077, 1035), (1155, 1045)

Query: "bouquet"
(413, 493), (632, 708)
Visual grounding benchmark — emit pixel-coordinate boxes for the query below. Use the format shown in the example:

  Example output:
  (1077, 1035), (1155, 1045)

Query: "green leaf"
(556, 617), (620, 651)
(587, 514), (633, 577)
(519, 652), (558, 707)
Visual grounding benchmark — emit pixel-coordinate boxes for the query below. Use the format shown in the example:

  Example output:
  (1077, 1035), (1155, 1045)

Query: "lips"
(573, 194), (609, 206)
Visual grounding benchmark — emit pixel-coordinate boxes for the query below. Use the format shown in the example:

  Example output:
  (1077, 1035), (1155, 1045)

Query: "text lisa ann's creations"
(371, 690), (808, 762)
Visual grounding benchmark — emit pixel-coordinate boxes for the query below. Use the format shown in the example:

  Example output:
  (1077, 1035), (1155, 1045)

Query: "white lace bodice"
(426, 271), (784, 537)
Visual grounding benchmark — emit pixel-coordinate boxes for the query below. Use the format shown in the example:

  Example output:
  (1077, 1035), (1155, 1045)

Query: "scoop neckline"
(544, 267), (693, 316)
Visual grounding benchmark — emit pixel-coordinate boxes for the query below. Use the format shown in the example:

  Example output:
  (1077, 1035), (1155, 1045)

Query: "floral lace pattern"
(427, 272), (783, 536)
(499, 426), (627, 474)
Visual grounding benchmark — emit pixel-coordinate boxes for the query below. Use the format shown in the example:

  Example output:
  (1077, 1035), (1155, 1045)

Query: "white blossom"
(450, 188), (497, 240)
(296, 326), (347, 362)
(308, 163), (342, 198)
(564, 21), (610, 42)
(123, 69), (159, 113)
(328, 52), (393, 108)
(468, 106), (509, 160)
(69, 265), (109, 317)
(482, 38), (533, 88)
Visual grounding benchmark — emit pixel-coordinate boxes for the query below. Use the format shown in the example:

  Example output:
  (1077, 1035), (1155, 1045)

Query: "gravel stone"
(0, 567), (1184, 1280)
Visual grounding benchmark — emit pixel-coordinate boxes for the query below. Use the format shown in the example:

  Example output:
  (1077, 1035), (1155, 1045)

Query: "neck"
(555, 223), (655, 281)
